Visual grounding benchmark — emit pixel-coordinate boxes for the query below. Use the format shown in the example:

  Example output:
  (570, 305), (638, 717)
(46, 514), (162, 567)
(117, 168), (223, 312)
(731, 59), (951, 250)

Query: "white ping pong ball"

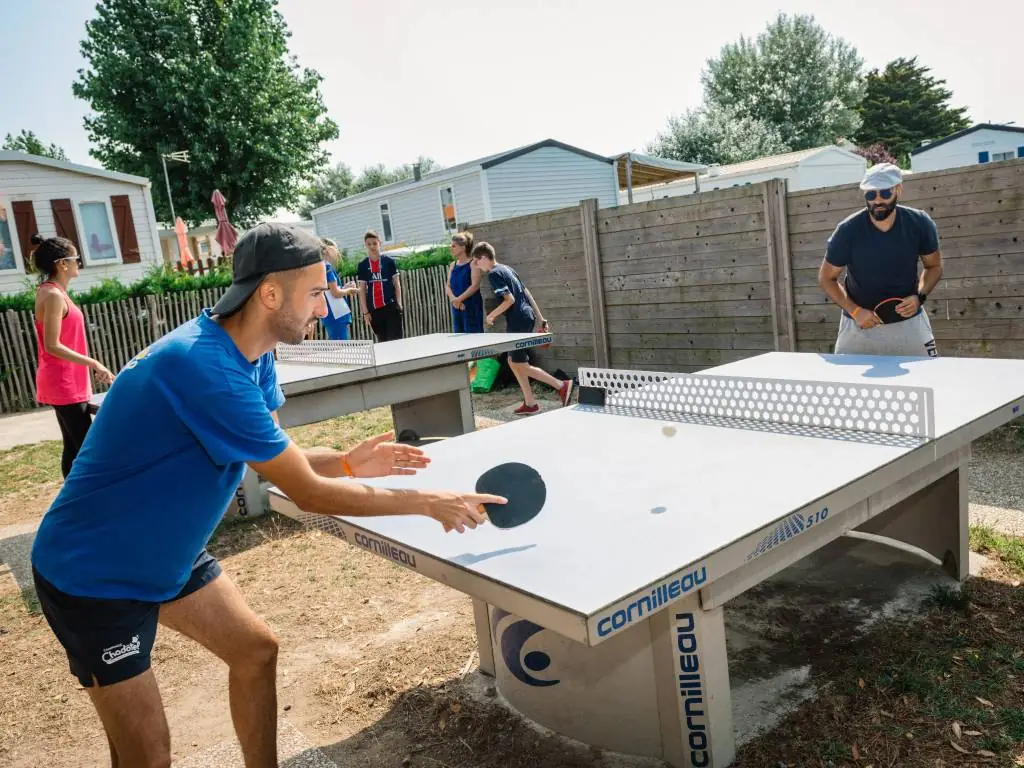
(662, 425), (677, 437)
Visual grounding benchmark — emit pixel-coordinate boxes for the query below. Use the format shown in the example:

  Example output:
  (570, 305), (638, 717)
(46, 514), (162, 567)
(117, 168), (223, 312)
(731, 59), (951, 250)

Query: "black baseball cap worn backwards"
(212, 222), (325, 317)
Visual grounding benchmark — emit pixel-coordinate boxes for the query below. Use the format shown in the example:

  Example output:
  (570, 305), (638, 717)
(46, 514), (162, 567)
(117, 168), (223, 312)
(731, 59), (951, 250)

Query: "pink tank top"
(35, 282), (92, 406)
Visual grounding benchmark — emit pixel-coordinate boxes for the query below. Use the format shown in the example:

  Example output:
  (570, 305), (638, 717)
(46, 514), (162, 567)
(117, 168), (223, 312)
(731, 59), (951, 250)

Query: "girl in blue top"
(320, 238), (359, 339)
(446, 231), (484, 333)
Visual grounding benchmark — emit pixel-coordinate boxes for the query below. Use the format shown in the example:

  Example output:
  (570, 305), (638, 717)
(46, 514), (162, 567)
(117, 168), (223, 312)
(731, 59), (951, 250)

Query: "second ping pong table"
(88, 331), (551, 517)
(268, 351), (1024, 767)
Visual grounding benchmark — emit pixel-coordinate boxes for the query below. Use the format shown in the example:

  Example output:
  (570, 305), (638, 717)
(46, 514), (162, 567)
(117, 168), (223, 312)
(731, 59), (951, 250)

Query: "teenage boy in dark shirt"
(357, 230), (404, 341)
(471, 241), (573, 415)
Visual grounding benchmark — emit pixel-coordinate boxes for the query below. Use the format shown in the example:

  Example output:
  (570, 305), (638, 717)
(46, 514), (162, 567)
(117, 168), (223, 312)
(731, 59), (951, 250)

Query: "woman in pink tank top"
(32, 234), (114, 478)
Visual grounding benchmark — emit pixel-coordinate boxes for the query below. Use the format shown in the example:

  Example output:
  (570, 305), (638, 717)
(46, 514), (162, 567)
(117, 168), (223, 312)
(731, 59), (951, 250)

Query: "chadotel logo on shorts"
(354, 532), (418, 569)
(594, 564), (708, 639)
(101, 635), (142, 665)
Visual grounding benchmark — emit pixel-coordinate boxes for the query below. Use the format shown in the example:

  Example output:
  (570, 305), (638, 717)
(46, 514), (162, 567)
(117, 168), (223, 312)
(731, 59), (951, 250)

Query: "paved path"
(0, 408), (61, 451)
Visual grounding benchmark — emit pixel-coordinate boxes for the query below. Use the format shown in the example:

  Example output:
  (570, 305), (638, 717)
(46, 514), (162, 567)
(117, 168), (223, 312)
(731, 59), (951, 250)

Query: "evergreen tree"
(853, 57), (970, 166)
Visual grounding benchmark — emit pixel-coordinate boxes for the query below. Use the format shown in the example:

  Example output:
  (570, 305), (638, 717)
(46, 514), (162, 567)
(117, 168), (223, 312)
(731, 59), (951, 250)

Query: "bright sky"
(2, 0), (1020, 196)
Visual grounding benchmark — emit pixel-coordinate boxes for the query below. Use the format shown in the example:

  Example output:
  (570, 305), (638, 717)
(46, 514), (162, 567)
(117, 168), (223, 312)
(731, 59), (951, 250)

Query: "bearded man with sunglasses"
(818, 163), (943, 357)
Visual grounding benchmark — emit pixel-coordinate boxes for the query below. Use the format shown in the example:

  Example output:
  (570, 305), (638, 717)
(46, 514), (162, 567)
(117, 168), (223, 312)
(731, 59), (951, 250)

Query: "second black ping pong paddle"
(475, 462), (547, 529)
(873, 297), (906, 324)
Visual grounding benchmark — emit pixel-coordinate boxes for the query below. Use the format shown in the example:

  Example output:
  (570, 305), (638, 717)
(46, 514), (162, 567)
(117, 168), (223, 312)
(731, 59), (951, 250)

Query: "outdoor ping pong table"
(88, 331), (551, 517)
(267, 351), (1024, 768)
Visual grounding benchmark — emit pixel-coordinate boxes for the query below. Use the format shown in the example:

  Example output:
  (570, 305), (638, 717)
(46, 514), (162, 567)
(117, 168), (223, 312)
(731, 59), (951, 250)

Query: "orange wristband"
(852, 307), (861, 317)
(341, 455), (354, 477)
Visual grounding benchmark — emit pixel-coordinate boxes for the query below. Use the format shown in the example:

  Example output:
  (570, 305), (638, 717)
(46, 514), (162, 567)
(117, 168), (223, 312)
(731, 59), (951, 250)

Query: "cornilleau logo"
(595, 565), (708, 639)
(492, 609), (559, 687)
(102, 635), (142, 665)
(353, 532), (417, 568)
(515, 336), (550, 350)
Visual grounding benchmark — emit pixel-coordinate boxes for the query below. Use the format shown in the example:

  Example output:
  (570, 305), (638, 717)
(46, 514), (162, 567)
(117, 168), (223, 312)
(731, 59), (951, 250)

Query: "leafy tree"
(297, 162), (354, 219)
(72, 0), (339, 227)
(701, 13), (865, 150)
(2, 130), (69, 160)
(854, 143), (897, 166)
(351, 156), (439, 195)
(647, 103), (789, 166)
(853, 57), (970, 166)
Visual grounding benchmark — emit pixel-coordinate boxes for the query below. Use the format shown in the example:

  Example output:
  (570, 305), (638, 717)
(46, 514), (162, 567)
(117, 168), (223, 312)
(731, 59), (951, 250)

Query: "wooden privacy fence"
(0, 264), (453, 414)
(470, 158), (1024, 373)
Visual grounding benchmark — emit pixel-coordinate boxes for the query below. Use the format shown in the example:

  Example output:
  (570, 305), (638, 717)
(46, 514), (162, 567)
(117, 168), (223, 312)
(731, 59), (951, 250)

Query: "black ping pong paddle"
(873, 297), (905, 324)
(475, 462), (546, 529)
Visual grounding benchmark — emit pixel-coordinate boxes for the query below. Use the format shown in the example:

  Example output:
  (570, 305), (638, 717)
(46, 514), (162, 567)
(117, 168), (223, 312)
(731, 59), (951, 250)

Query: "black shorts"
(506, 317), (536, 363)
(33, 550), (222, 688)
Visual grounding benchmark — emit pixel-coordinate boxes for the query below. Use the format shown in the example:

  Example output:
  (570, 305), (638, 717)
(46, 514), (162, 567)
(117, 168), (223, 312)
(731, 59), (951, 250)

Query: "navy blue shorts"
(33, 550), (222, 688)
(505, 317), (536, 363)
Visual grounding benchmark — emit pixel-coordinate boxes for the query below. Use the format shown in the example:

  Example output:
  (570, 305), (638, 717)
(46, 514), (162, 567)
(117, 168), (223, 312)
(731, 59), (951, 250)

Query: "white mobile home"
(910, 123), (1024, 172)
(311, 139), (704, 253)
(0, 152), (162, 295)
(619, 145), (869, 203)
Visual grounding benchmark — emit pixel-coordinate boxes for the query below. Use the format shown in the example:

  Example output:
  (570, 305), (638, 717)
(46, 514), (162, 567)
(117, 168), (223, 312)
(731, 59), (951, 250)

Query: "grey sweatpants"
(834, 310), (938, 357)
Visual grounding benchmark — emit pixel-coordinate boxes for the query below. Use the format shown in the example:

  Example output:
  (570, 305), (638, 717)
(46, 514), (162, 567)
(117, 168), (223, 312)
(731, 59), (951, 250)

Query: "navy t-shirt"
(30, 309), (291, 602)
(488, 264), (535, 331)
(825, 205), (939, 311)
(357, 255), (399, 310)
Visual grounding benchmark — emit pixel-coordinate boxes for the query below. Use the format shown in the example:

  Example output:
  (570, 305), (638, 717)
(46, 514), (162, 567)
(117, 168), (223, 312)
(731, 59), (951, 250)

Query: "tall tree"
(647, 103), (789, 166)
(73, 0), (338, 227)
(351, 156), (440, 195)
(297, 162), (354, 219)
(2, 130), (69, 160)
(702, 13), (865, 150)
(853, 57), (971, 166)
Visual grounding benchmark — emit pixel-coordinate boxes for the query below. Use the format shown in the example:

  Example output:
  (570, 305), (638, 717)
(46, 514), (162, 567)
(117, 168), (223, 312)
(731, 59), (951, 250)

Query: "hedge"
(0, 245), (455, 313)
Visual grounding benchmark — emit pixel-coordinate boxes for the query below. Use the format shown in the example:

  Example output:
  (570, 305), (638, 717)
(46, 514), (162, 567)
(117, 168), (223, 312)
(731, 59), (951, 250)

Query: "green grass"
(0, 440), (62, 491)
(970, 524), (1024, 573)
(0, 585), (42, 616)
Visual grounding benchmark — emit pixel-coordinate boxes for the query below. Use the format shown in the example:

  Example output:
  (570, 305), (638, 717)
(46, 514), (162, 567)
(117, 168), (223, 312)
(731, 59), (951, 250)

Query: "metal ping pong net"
(275, 339), (376, 368)
(575, 367), (936, 447)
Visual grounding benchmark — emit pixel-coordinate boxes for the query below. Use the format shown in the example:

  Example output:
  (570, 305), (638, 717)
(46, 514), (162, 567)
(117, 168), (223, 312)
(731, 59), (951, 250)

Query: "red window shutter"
(110, 195), (141, 264)
(10, 201), (38, 269)
(50, 199), (81, 253)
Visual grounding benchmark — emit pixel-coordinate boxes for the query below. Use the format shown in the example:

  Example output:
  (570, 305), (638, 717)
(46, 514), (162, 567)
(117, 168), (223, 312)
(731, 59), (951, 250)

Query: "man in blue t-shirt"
(818, 163), (944, 357)
(356, 229), (403, 341)
(471, 241), (573, 416)
(29, 223), (500, 767)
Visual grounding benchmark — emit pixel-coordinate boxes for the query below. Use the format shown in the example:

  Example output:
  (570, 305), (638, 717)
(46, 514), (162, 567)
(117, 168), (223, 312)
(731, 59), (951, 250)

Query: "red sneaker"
(514, 402), (540, 416)
(558, 379), (574, 406)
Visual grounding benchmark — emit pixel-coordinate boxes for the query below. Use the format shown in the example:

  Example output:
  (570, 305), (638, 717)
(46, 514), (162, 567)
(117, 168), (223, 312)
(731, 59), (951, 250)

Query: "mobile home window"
(76, 200), (121, 264)
(991, 151), (1014, 162)
(0, 200), (19, 271)
(379, 202), (394, 243)
(439, 186), (457, 234)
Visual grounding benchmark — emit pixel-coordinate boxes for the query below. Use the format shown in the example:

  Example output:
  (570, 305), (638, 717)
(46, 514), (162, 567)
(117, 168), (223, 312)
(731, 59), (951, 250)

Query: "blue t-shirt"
(487, 264), (535, 331)
(30, 309), (291, 602)
(825, 205), (939, 312)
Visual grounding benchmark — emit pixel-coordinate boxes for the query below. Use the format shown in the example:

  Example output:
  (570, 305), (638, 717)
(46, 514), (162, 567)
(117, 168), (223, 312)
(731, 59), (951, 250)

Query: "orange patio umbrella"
(174, 217), (194, 266)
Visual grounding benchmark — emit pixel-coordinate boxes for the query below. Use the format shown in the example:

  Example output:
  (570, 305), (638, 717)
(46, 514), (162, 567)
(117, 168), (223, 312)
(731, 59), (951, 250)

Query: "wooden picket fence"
(0, 263), (454, 413)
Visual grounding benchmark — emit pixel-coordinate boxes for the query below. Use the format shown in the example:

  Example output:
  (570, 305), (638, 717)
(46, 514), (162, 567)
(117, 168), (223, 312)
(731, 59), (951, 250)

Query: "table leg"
(392, 384), (475, 441)
(484, 596), (736, 768)
(226, 467), (266, 519)
(474, 599), (496, 676)
(855, 445), (971, 580)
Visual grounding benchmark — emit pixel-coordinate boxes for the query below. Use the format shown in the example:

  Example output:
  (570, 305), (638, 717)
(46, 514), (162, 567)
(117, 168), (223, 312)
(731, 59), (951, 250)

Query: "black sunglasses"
(864, 188), (894, 201)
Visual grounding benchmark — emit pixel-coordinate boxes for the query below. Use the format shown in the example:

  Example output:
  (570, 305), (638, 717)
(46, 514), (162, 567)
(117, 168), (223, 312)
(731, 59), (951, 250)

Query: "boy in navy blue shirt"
(357, 229), (403, 341)
(471, 241), (573, 415)
(30, 223), (500, 768)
